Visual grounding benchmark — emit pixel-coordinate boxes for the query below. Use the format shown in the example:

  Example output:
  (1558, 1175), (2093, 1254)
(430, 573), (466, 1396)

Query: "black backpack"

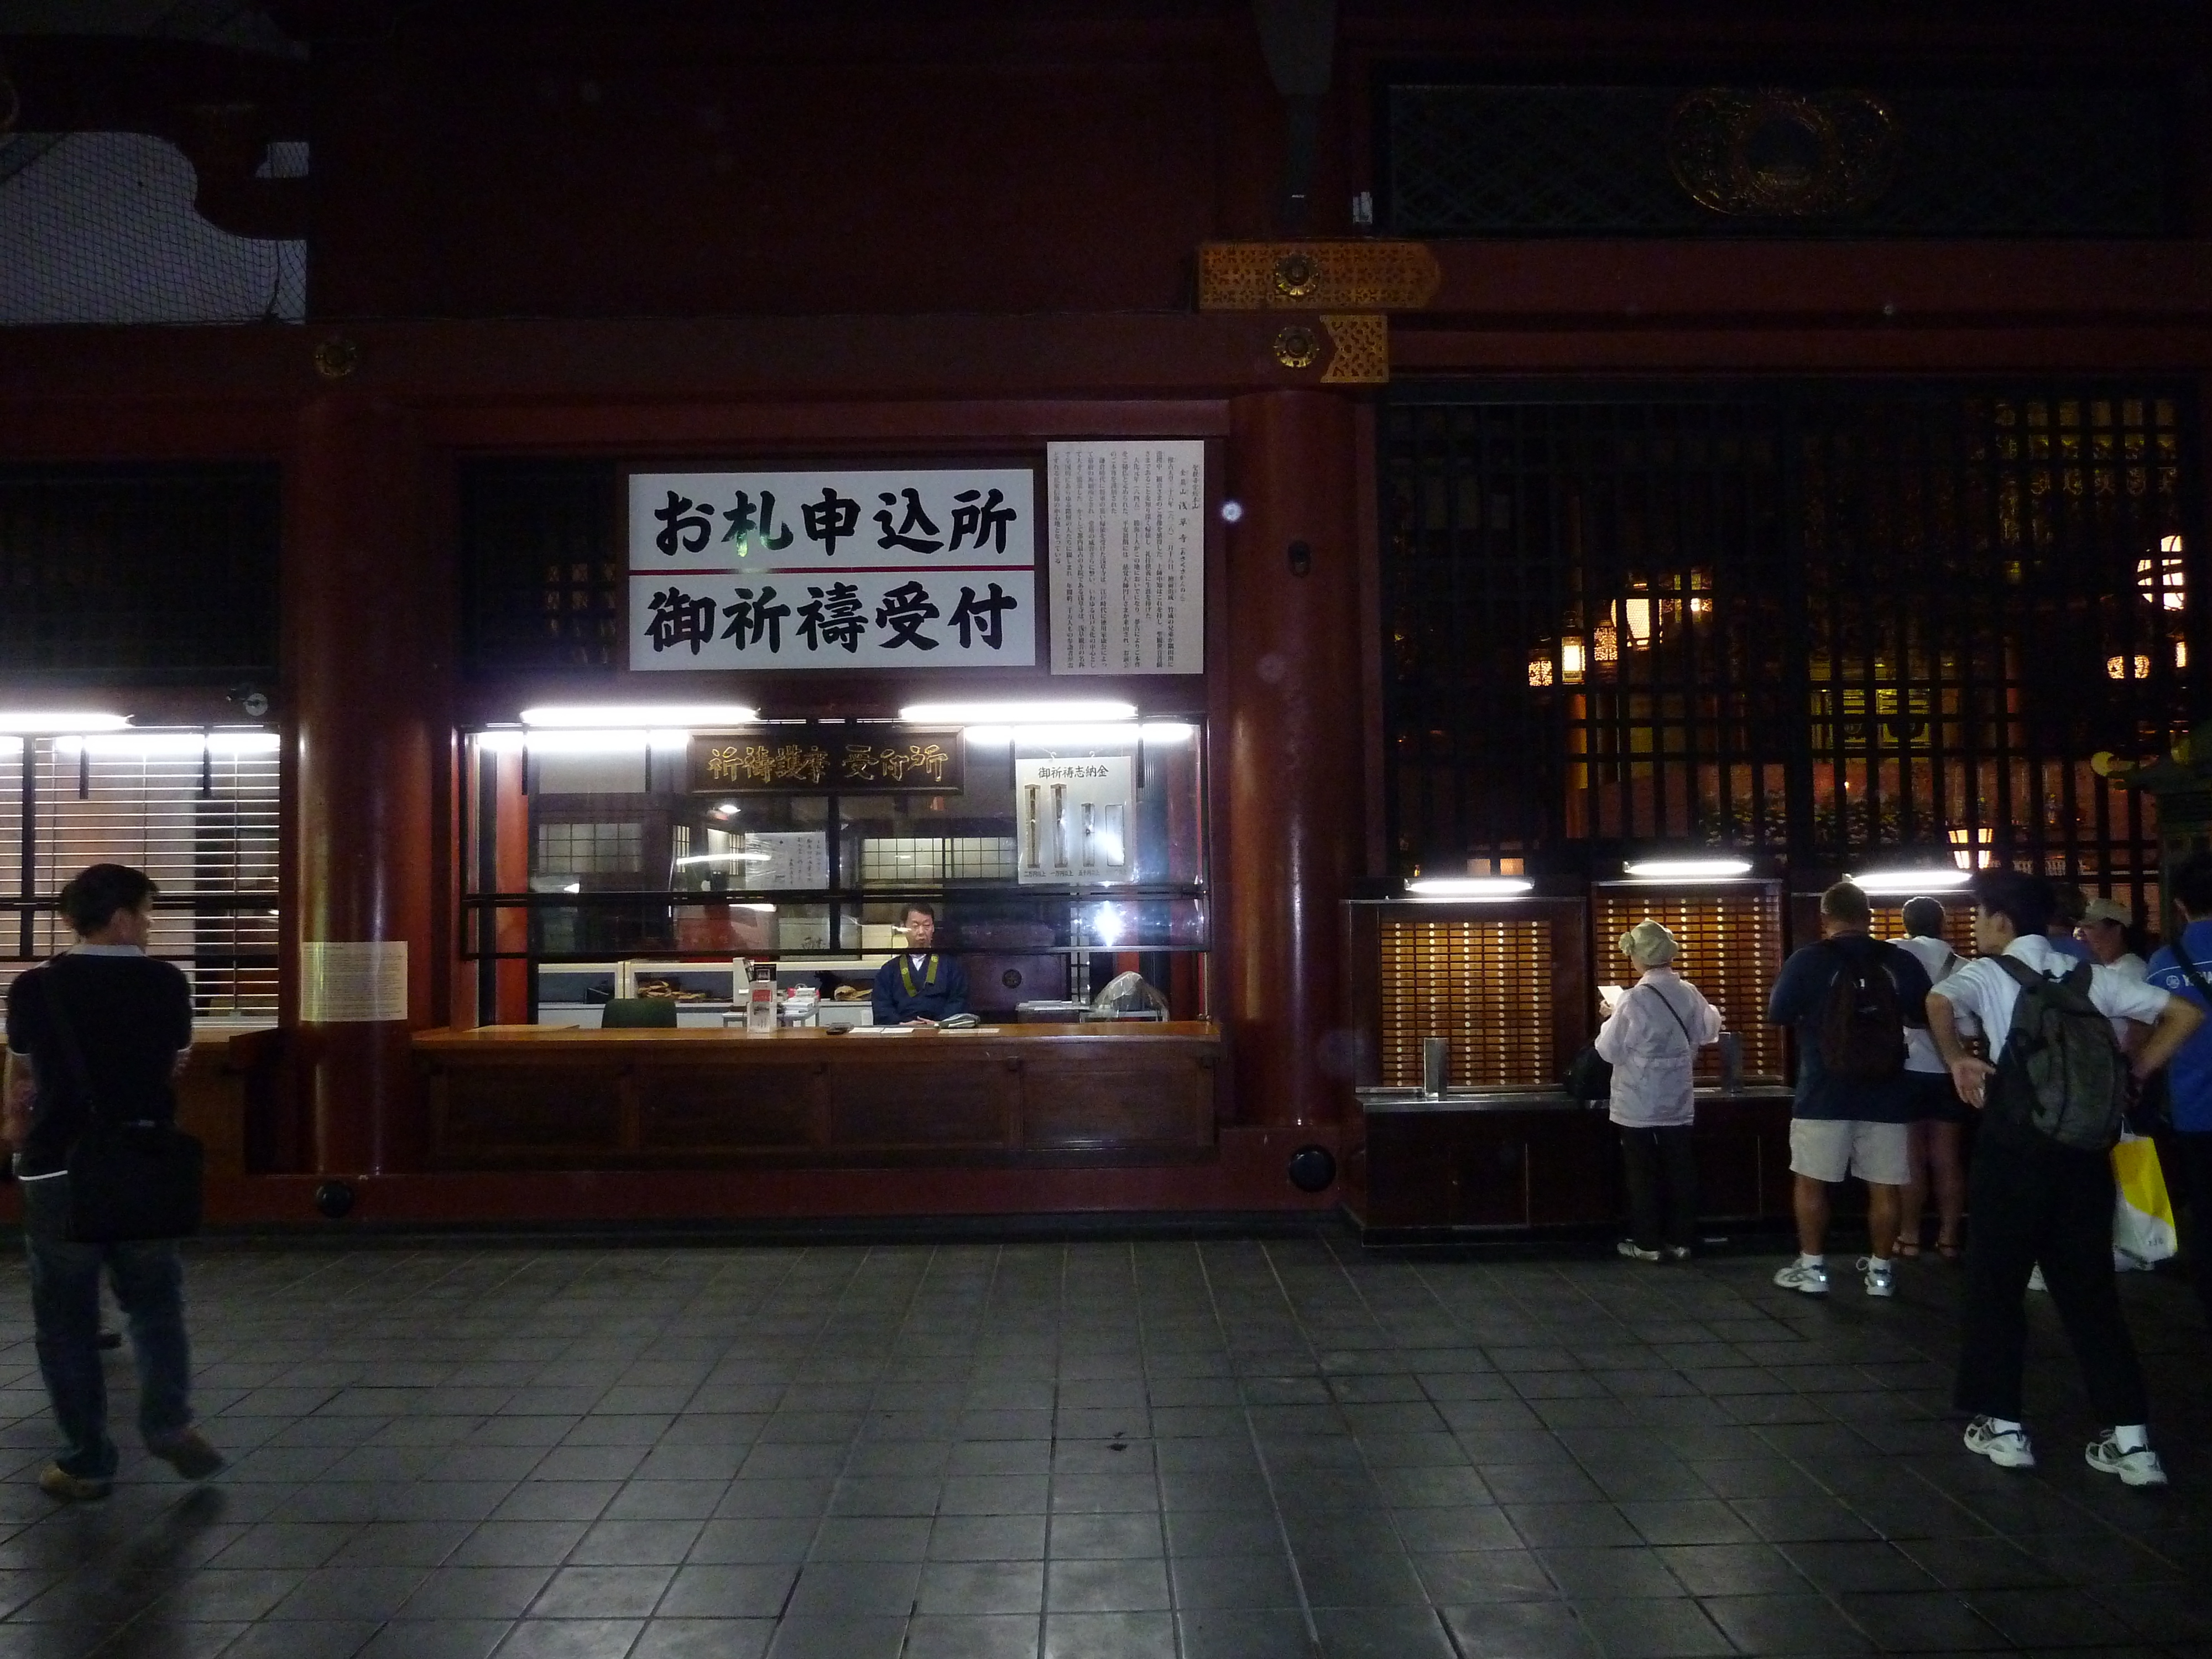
(1985, 956), (2130, 1152)
(1815, 941), (1907, 1082)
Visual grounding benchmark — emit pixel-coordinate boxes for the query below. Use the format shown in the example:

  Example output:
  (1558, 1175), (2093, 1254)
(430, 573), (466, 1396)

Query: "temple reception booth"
(2, 5), (2206, 1234)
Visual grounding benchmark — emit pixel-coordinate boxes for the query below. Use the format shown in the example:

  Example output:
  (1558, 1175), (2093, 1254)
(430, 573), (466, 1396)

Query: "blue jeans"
(19, 1177), (195, 1480)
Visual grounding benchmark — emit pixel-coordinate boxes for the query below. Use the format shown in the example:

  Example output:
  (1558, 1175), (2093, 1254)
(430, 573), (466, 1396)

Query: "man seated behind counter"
(871, 902), (969, 1026)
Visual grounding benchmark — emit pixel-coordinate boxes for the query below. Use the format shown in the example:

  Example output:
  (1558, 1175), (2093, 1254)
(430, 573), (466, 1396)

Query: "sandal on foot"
(1893, 1240), (1922, 1259)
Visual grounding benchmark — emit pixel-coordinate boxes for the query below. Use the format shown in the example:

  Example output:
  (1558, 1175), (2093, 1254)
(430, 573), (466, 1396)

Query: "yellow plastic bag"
(2114, 1133), (2178, 1265)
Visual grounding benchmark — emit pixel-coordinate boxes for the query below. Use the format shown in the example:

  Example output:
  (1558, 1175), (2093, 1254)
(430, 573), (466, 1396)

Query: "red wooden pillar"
(1220, 390), (1364, 1126)
(286, 396), (441, 1173)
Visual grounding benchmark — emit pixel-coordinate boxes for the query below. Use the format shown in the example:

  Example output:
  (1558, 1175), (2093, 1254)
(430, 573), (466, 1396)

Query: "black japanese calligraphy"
(646, 586), (717, 654)
(874, 580), (941, 650)
(721, 586), (791, 652)
(948, 487), (1018, 554)
(796, 581), (868, 653)
(653, 492), (714, 556)
(949, 581), (1019, 650)
(874, 488), (943, 554)
(801, 488), (862, 557)
(721, 491), (794, 554)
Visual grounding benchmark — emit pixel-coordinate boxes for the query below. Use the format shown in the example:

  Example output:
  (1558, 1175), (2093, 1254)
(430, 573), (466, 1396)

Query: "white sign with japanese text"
(628, 469), (1036, 670)
(1046, 442), (1205, 675)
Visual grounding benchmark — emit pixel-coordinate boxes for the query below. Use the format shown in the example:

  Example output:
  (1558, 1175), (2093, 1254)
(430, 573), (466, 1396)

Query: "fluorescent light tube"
(1405, 878), (1535, 899)
(520, 704), (758, 728)
(1623, 858), (1754, 879)
(899, 700), (1138, 724)
(0, 711), (128, 734)
(1849, 868), (1973, 895)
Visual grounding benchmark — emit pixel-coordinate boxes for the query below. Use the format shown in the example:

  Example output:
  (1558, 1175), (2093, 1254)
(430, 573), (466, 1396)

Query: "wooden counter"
(414, 1021), (1224, 1170)
(1343, 1085), (1799, 1241)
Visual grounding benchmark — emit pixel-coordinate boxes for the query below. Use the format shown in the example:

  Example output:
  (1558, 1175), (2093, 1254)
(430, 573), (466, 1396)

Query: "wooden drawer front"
(434, 1067), (623, 1161)
(639, 1067), (822, 1151)
(828, 1063), (1012, 1147)
(1022, 1061), (1211, 1151)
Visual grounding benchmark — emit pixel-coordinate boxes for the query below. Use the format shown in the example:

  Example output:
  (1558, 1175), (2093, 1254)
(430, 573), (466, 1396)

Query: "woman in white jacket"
(1595, 919), (1723, 1261)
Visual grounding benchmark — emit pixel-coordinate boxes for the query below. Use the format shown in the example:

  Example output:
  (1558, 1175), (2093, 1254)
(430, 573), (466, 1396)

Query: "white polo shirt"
(1929, 933), (2170, 1061)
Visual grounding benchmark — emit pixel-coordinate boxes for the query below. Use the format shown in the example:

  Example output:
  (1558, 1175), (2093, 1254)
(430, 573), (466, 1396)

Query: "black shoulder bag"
(34, 966), (202, 1243)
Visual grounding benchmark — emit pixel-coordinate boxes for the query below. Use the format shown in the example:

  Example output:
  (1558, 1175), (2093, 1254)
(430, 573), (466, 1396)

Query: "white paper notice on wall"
(1047, 441), (1206, 675)
(300, 941), (409, 1023)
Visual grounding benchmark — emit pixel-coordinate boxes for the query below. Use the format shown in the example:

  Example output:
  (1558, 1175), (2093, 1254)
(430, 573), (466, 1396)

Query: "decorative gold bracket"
(1198, 241), (1441, 311)
(1203, 241), (1431, 385)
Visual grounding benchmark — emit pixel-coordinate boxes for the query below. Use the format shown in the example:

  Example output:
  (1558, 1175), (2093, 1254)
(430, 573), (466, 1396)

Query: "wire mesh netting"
(0, 131), (305, 325)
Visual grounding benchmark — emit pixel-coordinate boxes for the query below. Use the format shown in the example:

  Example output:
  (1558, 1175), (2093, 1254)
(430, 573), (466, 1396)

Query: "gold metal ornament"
(1320, 314), (1389, 385)
(312, 337), (360, 380)
(1273, 252), (1318, 298)
(1201, 242), (1442, 310)
(1667, 89), (1899, 219)
(1272, 325), (1321, 369)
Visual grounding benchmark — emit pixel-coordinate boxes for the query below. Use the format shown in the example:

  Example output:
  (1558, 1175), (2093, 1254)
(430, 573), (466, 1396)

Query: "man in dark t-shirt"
(3, 863), (221, 1500)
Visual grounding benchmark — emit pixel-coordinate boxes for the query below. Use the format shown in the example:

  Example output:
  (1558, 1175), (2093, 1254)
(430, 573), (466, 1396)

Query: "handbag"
(33, 965), (202, 1244)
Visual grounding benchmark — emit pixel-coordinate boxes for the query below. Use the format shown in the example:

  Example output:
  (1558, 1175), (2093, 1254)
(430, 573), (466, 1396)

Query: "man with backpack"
(1767, 881), (1935, 1299)
(1927, 869), (2199, 1488)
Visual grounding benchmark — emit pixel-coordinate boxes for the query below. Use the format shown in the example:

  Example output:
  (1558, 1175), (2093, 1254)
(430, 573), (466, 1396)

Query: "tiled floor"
(0, 1230), (2201, 1658)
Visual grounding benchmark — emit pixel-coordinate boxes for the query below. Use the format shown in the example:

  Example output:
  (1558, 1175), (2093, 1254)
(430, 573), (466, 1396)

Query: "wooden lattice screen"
(1378, 916), (1556, 1089)
(1593, 884), (1785, 1082)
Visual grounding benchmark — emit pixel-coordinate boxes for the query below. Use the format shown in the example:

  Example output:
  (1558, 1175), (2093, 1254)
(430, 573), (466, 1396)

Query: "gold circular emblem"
(1272, 252), (1318, 298)
(1272, 325), (1320, 369)
(312, 337), (360, 380)
(1667, 88), (1898, 218)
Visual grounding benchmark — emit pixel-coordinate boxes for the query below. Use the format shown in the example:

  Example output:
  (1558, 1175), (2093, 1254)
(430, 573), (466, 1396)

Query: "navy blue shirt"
(1766, 933), (1932, 1124)
(870, 953), (969, 1025)
(2147, 920), (2212, 1134)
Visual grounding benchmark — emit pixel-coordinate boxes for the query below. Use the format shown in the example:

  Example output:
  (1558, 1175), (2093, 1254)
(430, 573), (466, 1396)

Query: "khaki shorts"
(1790, 1119), (1911, 1187)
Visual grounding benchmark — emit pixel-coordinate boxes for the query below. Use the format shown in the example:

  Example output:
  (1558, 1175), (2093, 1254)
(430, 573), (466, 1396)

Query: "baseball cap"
(2080, 897), (2133, 927)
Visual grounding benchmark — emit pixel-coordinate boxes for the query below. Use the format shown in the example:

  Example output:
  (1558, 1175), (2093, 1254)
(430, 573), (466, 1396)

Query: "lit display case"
(463, 719), (1208, 1022)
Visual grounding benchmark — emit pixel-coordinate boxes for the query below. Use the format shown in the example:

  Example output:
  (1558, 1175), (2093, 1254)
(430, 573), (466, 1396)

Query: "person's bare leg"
(1928, 1121), (1966, 1251)
(1795, 1174), (1830, 1258)
(1897, 1120), (1929, 1254)
(1865, 1182), (1902, 1261)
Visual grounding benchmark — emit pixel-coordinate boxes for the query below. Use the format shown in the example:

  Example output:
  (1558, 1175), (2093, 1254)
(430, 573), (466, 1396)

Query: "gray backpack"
(1986, 956), (2128, 1152)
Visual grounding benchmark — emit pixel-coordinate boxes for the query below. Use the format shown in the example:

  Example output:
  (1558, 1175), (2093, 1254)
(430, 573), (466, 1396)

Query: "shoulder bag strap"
(1644, 982), (1697, 1051)
(34, 962), (103, 1127)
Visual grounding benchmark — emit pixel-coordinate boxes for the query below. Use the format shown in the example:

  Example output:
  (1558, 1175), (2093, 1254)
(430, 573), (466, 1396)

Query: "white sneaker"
(1859, 1257), (1896, 1298)
(1665, 1245), (1693, 1262)
(2086, 1435), (2168, 1488)
(1773, 1259), (1829, 1295)
(1965, 1417), (2036, 1469)
(1616, 1241), (1661, 1262)
(2028, 1265), (2048, 1292)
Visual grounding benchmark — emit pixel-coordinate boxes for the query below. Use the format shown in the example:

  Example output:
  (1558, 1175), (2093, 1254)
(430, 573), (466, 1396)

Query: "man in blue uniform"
(871, 902), (969, 1026)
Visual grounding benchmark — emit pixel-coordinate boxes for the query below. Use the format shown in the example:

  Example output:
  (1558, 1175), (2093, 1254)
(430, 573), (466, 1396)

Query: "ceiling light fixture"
(899, 700), (1138, 724)
(1848, 868), (1973, 895)
(1623, 858), (1753, 879)
(520, 704), (758, 728)
(1406, 877), (1535, 900)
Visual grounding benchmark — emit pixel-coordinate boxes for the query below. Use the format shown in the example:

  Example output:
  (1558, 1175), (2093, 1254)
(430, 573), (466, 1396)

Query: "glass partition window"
(0, 731), (280, 1020)
(464, 720), (1208, 1019)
